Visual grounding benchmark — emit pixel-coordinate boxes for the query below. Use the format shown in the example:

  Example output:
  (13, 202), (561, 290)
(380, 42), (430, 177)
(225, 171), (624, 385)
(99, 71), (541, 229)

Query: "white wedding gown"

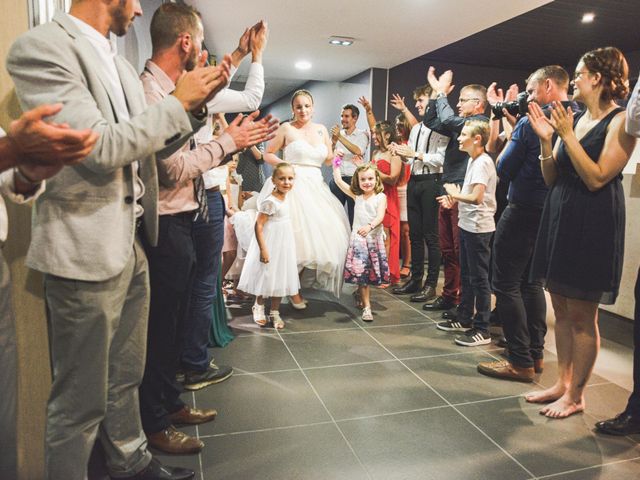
(257, 139), (350, 297)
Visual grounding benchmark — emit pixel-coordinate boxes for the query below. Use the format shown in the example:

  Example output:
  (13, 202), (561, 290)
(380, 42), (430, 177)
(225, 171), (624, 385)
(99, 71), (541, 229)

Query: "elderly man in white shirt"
(0, 104), (97, 480)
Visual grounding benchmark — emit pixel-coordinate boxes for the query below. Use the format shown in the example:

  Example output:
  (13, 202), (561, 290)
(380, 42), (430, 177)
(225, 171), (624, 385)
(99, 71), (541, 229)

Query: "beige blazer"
(6, 12), (204, 281)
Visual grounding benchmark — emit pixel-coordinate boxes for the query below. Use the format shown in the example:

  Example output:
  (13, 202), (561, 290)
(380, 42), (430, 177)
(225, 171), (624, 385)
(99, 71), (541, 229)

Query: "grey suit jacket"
(7, 12), (204, 281)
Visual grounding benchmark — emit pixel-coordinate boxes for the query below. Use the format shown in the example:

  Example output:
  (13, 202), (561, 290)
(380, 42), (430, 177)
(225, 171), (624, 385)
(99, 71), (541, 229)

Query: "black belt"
(206, 185), (221, 192)
(508, 202), (543, 212)
(410, 173), (441, 181)
(165, 210), (198, 219)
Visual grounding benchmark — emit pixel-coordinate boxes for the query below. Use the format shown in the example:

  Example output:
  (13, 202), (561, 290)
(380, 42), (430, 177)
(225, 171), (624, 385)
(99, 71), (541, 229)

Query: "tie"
(191, 138), (209, 222)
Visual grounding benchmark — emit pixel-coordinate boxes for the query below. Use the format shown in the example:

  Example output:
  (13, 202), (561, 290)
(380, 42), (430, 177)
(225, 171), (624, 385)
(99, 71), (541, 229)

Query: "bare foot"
(524, 384), (565, 404)
(539, 394), (584, 419)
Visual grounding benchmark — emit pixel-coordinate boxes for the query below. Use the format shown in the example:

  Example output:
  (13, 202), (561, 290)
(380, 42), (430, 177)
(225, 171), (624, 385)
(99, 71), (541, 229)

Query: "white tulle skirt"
(237, 215), (300, 298)
(258, 165), (350, 297)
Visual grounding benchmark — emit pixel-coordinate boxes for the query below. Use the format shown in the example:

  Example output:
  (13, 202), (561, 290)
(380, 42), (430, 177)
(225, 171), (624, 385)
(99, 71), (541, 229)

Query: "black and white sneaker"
(454, 329), (492, 346)
(436, 320), (472, 332)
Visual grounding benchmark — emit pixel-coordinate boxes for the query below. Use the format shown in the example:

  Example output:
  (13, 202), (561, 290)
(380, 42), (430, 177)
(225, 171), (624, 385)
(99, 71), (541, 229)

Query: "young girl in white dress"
(332, 162), (390, 321)
(238, 163), (300, 329)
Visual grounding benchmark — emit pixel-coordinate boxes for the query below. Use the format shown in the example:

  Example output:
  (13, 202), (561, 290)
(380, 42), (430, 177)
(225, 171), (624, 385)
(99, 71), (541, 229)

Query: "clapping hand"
(427, 66), (454, 96)
(527, 102), (555, 142)
(391, 143), (415, 158)
(487, 82), (504, 106)
(330, 125), (341, 142)
(225, 110), (279, 151)
(548, 101), (574, 140)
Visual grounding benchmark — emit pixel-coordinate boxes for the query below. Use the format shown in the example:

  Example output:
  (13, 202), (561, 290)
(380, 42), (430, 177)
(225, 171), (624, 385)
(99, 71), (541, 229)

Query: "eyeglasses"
(458, 98), (480, 104)
(573, 70), (590, 80)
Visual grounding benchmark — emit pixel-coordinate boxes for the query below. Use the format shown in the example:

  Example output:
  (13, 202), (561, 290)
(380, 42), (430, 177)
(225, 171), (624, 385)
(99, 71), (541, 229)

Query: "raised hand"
(549, 101), (574, 140)
(389, 93), (407, 112)
(250, 20), (268, 61)
(427, 67), (454, 95)
(173, 54), (232, 112)
(330, 125), (340, 142)
(486, 82), (504, 106)
(527, 102), (555, 142)
(357, 96), (372, 113)
(9, 104), (98, 182)
(225, 110), (279, 151)
(505, 83), (519, 102)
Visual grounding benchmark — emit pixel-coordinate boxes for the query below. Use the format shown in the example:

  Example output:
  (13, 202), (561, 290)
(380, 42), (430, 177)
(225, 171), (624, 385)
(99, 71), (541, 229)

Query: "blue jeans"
(458, 228), (493, 334)
(181, 189), (225, 372)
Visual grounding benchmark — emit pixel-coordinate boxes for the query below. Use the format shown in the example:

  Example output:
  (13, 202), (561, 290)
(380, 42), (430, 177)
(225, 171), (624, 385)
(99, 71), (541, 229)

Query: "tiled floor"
(144, 287), (640, 480)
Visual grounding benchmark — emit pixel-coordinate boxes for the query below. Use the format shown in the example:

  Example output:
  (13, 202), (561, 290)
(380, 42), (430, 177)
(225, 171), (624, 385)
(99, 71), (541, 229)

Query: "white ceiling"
(190, 0), (552, 105)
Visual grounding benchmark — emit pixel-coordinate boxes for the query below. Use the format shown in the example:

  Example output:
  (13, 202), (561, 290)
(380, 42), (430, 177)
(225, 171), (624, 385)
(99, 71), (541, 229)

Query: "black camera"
(492, 91), (529, 119)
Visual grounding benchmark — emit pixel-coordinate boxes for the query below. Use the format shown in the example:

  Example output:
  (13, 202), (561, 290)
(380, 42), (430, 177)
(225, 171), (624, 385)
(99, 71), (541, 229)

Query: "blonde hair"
(463, 119), (490, 146)
(351, 164), (384, 195)
(290, 89), (313, 106)
(272, 162), (294, 179)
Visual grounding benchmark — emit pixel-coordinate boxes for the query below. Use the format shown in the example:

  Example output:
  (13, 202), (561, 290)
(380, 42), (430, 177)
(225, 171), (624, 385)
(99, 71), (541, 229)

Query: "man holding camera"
(477, 66), (573, 382)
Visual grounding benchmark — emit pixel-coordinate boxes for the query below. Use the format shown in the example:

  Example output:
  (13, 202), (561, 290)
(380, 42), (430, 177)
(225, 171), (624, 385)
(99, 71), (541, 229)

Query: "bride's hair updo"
(580, 47), (629, 102)
(291, 89), (314, 106)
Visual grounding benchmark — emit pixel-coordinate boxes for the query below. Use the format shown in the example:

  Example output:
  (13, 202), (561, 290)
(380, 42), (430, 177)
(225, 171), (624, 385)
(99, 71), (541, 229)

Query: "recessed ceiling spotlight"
(582, 12), (595, 23)
(329, 36), (354, 46)
(295, 60), (312, 70)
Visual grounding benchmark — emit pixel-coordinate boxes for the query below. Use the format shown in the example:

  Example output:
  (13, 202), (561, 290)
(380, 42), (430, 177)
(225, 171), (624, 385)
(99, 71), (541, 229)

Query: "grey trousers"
(0, 251), (17, 479)
(43, 239), (152, 479)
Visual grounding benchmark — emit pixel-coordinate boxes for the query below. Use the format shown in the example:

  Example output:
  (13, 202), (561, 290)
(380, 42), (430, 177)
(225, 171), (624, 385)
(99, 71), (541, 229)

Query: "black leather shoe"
(124, 458), (195, 480)
(392, 279), (421, 295)
(422, 296), (456, 311)
(410, 285), (437, 303)
(595, 412), (640, 436)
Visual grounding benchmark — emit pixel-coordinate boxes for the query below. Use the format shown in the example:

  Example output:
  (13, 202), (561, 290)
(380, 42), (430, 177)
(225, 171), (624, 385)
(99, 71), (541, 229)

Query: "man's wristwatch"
(191, 104), (208, 121)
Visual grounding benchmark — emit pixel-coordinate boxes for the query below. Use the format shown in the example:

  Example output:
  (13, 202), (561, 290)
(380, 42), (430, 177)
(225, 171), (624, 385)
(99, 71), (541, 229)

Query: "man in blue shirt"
(477, 66), (573, 382)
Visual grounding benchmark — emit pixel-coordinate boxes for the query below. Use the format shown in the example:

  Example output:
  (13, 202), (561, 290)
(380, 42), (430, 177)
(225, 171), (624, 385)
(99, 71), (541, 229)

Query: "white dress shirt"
(336, 128), (370, 176)
(406, 122), (449, 175)
(68, 14), (145, 216)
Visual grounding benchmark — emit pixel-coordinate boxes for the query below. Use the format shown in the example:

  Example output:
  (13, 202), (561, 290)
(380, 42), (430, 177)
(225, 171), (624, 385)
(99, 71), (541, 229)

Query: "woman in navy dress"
(527, 47), (636, 418)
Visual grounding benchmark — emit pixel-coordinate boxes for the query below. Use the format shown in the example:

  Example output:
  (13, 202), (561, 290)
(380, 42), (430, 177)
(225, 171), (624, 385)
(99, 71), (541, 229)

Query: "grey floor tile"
(282, 329), (394, 368)
(147, 450), (202, 473)
(367, 323), (500, 359)
(193, 370), (330, 436)
(305, 360), (446, 420)
(404, 351), (532, 404)
(278, 298), (360, 332)
(338, 408), (530, 480)
(457, 396), (640, 477)
(199, 423), (369, 480)
(210, 335), (297, 374)
(540, 458), (640, 480)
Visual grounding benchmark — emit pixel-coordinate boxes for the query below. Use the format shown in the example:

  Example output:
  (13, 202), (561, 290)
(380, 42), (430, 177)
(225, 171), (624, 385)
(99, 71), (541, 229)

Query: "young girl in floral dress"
(332, 162), (390, 321)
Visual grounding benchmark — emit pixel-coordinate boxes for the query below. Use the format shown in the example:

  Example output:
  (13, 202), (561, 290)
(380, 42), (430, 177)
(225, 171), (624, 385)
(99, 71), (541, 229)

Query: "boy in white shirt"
(436, 120), (496, 346)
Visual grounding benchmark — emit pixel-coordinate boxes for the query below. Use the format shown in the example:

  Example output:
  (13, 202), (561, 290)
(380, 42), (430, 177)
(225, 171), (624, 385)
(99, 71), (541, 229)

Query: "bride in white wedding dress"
(260, 89), (350, 298)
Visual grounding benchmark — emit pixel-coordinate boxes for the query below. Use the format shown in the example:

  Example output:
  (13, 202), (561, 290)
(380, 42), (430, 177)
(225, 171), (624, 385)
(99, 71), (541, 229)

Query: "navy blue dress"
(531, 107), (626, 304)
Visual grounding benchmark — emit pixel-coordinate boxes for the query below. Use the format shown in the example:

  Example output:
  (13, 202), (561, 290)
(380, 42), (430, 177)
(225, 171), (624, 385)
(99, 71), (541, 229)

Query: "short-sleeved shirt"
(336, 128), (370, 176)
(458, 153), (497, 234)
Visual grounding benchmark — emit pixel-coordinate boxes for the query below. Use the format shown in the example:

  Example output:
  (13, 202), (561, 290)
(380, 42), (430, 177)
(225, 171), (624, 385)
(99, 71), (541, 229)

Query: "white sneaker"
(270, 311), (285, 329)
(362, 307), (373, 322)
(252, 304), (267, 326)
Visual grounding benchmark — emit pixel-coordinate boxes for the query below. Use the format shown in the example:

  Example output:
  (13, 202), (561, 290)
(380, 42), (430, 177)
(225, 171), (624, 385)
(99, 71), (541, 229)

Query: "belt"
(206, 185), (221, 192)
(410, 173), (441, 181)
(165, 210), (198, 219)
(508, 202), (543, 212)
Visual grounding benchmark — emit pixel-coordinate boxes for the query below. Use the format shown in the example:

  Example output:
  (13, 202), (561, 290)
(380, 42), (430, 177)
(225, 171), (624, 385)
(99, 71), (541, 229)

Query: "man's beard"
(111, 0), (131, 37)
(185, 48), (198, 71)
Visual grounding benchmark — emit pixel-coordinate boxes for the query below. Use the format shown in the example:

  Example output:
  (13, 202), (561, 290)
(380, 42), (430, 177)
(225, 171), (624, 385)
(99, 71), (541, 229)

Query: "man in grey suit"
(6, 0), (261, 478)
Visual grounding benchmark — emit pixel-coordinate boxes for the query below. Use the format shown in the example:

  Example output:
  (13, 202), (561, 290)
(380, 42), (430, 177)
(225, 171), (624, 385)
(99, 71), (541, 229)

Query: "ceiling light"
(295, 60), (312, 70)
(582, 12), (595, 23)
(329, 36), (354, 47)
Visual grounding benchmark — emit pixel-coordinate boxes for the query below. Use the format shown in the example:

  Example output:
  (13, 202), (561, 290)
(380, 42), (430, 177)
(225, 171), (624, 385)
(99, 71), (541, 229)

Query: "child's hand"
(242, 191), (254, 200)
(357, 224), (372, 237)
(443, 183), (460, 197)
(436, 194), (454, 209)
(260, 249), (269, 263)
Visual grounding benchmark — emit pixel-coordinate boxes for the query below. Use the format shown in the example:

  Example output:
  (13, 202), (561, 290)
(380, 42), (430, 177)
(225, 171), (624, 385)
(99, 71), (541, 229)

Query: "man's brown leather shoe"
(477, 360), (535, 383)
(168, 405), (217, 426)
(147, 426), (204, 454)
